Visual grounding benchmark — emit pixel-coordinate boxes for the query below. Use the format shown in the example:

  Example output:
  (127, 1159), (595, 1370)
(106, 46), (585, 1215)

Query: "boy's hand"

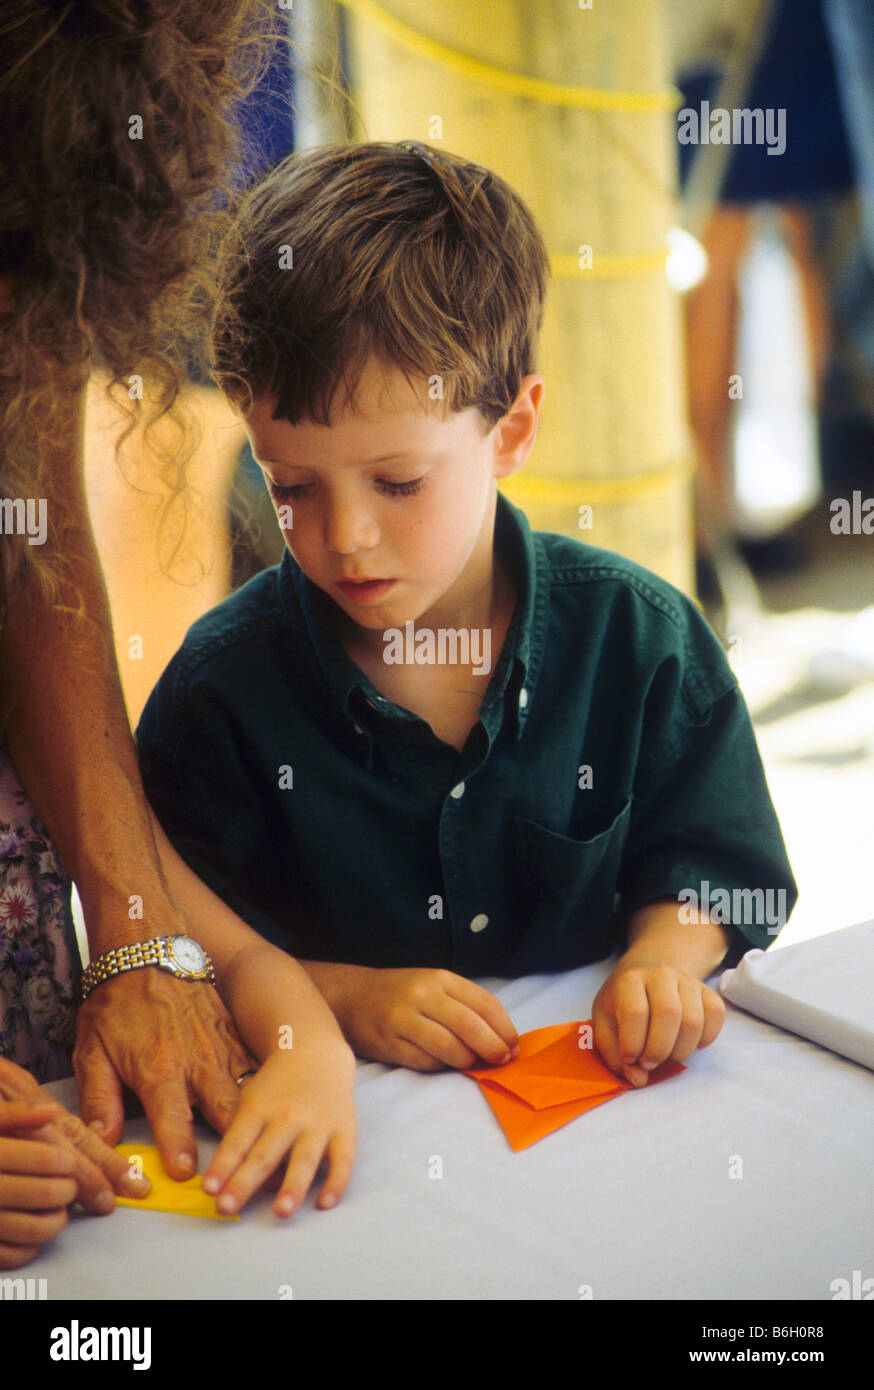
(335, 965), (519, 1071)
(202, 1044), (356, 1218)
(592, 962), (725, 1087)
(0, 1059), (150, 1209)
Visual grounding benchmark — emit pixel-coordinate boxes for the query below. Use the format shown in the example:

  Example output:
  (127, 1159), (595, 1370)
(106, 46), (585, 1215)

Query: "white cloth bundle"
(719, 918), (874, 1071)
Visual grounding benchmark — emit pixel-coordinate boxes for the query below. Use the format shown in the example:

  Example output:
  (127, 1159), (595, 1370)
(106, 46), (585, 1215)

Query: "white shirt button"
(449, 782), (465, 799)
(469, 913), (489, 933)
(518, 688), (528, 710)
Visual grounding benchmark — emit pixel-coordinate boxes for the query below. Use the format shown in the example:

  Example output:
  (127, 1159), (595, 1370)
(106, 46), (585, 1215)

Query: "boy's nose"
(323, 500), (379, 554)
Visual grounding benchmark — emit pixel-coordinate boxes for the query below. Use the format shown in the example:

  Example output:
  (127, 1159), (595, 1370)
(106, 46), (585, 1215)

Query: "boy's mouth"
(336, 578), (396, 603)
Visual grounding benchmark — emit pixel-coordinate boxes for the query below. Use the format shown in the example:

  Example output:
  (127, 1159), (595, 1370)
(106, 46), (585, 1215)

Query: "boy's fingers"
(593, 996), (648, 1086)
(445, 977), (518, 1052)
(700, 988), (726, 1049)
(316, 1130), (356, 1211)
(432, 996), (513, 1065)
(638, 972), (683, 1068)
(669, 979), (707, 1061)
(612, 971), (651, 1066)
(379, 1039), (444, 1071)
(74, 1041), (126, 1147)
(405, 1014), (478, 1070)
(217, 1127), (296, 1216)
(264, 1165), (284, 1194)
(592, 1007), (622, 1075)
(272, 1136), (325, 1218)
(202, 1111), (265, 1194)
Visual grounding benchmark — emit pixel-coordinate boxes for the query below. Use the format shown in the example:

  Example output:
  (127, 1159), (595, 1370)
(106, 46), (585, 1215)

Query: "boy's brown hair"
(210, 141), (550, 432)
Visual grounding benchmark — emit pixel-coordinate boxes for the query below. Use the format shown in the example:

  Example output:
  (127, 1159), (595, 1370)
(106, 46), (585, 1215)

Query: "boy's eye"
(376, 477), (425, 497)
(267, 477), (425, 501)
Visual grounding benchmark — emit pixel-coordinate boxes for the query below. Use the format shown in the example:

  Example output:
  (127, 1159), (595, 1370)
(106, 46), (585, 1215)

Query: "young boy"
(136, 141), (797, 1090)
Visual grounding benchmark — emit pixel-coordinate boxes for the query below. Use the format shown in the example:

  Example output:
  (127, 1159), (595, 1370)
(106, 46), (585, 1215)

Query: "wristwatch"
(81, 935), (216, 1000)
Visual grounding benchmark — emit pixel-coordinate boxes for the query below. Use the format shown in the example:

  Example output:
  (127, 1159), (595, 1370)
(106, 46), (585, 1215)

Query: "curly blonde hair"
(0, 0), (281, 626)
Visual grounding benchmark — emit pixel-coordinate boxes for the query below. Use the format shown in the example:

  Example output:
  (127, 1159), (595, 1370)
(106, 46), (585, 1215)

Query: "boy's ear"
(492, 375), (544, 481)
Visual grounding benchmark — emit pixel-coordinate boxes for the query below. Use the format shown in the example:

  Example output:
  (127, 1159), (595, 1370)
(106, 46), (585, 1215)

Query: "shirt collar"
(277, 489), (549, 743)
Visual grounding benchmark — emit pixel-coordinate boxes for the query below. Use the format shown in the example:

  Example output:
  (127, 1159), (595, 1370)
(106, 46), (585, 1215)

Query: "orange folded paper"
(464, 1021), (685, 1151)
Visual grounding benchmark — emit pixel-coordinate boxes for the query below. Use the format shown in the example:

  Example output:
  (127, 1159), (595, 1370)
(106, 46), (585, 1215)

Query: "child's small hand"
(338, 965), (519, 1071)
(0, 1058), (150, 1208)
(202, 1044), (356, 1219)
(592, 962), (725, 1087)
(0, 1100), (85, 1269)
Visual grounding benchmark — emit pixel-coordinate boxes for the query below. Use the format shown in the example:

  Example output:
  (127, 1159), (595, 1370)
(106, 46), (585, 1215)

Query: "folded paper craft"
(114, 1144), (239, 1221)
(464, 1021), (685, 1151)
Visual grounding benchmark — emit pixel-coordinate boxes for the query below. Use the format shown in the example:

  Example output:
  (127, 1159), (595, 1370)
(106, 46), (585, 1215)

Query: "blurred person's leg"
(817, 0), (874, 689)
(823, 0), (874, 269)
(685, 207), (753, 525)
(777, 205), (832, 406)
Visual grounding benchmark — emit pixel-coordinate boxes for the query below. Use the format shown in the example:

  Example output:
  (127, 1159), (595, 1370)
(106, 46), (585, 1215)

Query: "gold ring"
(234, 1070), (257, 1086)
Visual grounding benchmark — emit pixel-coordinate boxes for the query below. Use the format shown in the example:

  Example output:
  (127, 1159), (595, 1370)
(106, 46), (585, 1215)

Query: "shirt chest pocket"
(510, 797), (633, 966)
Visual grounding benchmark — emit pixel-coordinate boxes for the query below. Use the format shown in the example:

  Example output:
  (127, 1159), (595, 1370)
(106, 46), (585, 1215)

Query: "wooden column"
(333, 0), (693, 590)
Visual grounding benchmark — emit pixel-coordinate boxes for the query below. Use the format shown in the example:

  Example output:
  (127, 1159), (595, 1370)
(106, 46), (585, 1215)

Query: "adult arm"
(0, 382), (260, 1178)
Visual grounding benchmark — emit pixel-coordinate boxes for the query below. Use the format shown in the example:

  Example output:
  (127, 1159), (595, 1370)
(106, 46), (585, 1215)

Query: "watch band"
(81, 936), (216, 1000)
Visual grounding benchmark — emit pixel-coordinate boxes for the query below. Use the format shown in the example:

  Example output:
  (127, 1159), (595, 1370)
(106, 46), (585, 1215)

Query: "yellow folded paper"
(114, 1144), (239, 1221)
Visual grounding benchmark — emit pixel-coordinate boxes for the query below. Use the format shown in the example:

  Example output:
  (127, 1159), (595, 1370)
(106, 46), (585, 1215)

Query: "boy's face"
(243, 357), (542, 636)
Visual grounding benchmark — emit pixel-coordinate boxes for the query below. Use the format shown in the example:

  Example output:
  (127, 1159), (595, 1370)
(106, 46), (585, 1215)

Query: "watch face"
(170, 936), (207, 975)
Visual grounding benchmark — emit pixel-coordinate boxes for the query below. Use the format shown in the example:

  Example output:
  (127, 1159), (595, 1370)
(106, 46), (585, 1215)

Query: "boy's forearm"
(148, 822), (354, 1061)
(220, 946), (354, 1065)
(620, 899), (732, 978)
(296, 960), (374, 1030)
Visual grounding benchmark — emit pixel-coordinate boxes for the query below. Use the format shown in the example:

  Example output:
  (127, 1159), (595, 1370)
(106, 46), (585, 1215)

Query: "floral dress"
(0, 743), (79, 1082)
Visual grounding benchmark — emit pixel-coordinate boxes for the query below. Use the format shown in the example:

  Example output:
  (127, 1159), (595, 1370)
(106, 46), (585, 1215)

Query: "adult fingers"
(190, 1050), (259, 1139)
(136, 1078), (198, 1182)
(73, 1034), (126, 1147)
(43, 1108), (151, 1202)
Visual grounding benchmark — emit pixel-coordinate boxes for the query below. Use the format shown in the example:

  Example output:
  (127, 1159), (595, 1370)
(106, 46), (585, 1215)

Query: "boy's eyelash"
(379, 477), (425, 496)
(268, 478), (425, 500)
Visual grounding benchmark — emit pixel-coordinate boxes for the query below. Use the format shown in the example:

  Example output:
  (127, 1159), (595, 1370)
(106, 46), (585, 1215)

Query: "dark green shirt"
(136, 493), (797, 975)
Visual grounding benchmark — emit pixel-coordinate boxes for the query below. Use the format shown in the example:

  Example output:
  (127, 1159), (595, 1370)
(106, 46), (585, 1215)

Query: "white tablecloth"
(39, 956), (872, 1300)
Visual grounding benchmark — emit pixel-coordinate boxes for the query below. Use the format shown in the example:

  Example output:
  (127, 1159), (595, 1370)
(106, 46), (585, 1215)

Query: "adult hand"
(73, 969), (256, 1180)
(0, 1059), (150, 1209)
